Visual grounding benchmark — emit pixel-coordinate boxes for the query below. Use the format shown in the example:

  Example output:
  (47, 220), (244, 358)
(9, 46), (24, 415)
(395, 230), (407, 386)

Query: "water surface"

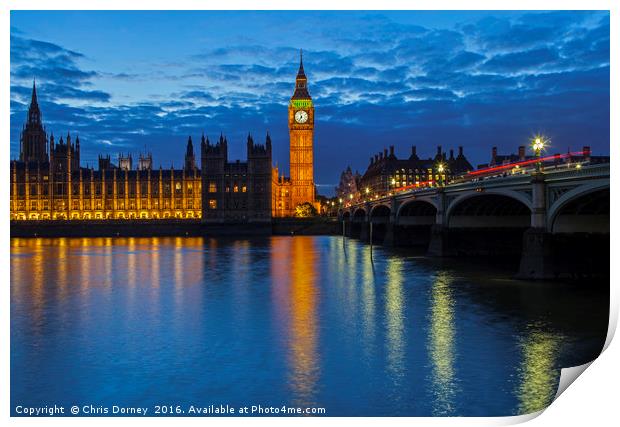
(10, 236), (608, 416)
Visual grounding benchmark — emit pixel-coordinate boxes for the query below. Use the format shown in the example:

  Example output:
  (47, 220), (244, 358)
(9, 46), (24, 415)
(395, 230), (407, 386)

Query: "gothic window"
(175, 199), (182, 209)
(233, 184), (239, 193)
(141, 183), (148, 194)
(242, 185), (247, 193)
(30, 184), (37, 196)
(209, 182), (217, 193)
(209, 199), (217, 209)
(175, 182), (182, 195)
(30, 201), (37, 210)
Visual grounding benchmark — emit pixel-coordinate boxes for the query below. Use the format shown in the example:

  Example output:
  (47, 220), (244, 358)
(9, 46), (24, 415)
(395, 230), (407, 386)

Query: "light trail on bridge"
(466, 151), (585, 177)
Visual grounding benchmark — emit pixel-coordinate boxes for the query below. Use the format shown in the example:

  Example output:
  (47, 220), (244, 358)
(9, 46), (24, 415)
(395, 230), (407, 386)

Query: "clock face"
(294, 110), (309, 124)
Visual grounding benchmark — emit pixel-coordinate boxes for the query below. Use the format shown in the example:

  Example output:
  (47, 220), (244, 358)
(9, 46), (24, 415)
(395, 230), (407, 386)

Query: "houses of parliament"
(10, 55), (318, 221)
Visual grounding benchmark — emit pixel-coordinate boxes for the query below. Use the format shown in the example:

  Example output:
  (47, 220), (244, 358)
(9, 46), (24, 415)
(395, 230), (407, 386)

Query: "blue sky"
(10, 11), (610, 194)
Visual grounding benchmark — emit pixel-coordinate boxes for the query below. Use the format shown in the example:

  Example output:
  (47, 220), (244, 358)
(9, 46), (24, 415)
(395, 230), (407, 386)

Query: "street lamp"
(365, 187), (370, 195)
(531, 135), (547, 172)
(436, 162), (446, 186)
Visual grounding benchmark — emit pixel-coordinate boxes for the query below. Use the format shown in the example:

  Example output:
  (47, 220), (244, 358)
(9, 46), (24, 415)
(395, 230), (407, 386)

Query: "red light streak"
(467, 151), (584, 176)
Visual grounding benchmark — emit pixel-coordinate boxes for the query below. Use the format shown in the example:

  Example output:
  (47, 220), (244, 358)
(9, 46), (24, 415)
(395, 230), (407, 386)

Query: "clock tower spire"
(288, 50), (316, 212)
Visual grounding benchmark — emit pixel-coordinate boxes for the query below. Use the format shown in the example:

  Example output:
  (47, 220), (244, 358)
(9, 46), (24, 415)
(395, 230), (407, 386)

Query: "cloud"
(482, 47), (560, 73)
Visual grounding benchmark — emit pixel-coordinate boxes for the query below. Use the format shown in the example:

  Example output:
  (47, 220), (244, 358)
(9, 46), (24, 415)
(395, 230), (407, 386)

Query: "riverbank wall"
(10, 218), (341, 238)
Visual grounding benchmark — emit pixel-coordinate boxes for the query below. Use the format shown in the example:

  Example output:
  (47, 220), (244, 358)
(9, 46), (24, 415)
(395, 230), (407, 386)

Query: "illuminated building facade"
(272, 52), (319, 216)
(10, 82), (202, 220)
(358, 145), (473, 196)
(11, 54), (317, 221)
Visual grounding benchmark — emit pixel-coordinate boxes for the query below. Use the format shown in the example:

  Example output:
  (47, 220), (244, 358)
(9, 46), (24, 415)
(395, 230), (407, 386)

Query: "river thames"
(10, 236), (607, 416)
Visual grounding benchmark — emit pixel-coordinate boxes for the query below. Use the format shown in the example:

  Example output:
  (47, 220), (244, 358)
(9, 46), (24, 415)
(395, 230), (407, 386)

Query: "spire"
(297, 49), (306, 79)
(265, 132), (272, 151)
(31, 78), (38, 106)
(292, 50), (311, 100)
(186, 135), (194, 157)
(27, 78), (42, 125)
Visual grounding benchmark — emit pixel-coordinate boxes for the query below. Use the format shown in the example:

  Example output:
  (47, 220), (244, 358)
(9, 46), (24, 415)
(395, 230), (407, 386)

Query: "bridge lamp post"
(532, 135), (546, 173)
(437, 162), (447, 186)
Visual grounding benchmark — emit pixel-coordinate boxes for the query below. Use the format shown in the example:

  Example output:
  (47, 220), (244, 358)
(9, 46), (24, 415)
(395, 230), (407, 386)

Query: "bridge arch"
(369, 204), (391, 222)
(446, 189), (532, 221)
(352, 207), (367, 220)
(548, 184), (609, 233)
(447, 192), (531, 228)
(396, 200), (437, 226)
(341, 211), (351, 221)
(547, 182), (610, 233)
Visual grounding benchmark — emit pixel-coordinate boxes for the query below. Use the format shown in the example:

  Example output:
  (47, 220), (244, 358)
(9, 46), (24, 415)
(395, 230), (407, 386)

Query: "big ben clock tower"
(288, 50), (316, 210)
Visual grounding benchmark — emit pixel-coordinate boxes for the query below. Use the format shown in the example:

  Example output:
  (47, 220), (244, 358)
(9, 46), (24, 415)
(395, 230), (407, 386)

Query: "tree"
(295, 202), (318, 218)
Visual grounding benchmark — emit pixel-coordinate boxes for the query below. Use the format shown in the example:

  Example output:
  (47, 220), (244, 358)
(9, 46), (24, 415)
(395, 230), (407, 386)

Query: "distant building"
(358, 145), (473, 195)
(335, 166), (361, 201)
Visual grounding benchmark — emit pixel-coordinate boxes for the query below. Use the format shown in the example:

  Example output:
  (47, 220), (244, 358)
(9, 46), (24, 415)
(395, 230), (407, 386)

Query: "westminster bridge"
(339, 163), (610, 279)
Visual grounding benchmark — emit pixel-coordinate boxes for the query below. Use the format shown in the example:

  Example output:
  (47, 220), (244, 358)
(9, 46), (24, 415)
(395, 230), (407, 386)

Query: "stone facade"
(200, 133), (272, 222)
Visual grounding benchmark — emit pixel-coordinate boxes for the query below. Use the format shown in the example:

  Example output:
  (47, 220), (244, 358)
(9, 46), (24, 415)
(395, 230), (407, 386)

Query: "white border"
(2, 2), (616, 427)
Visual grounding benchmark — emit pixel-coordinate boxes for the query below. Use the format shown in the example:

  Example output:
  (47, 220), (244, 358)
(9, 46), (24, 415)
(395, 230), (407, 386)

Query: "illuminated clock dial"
(294, 110), (309, 123)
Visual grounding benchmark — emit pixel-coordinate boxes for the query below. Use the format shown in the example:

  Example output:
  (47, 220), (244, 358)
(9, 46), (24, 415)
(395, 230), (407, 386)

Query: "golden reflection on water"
(428, 271), (458, 415)
(270, 237), (320, 408)
(385, 257), (405, 390)
(516, 328), (561, 414)
(361, 245), (376, 359)
(150, 237), (160, 292)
